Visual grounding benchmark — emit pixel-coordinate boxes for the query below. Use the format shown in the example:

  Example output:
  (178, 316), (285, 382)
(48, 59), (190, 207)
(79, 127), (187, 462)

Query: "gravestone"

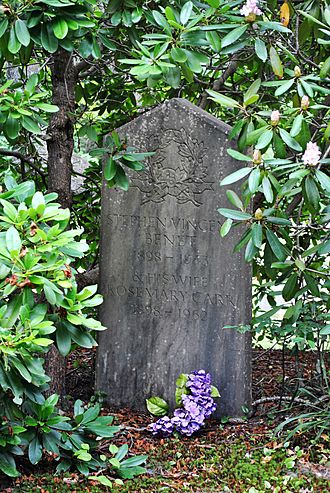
(96, 98), (251, 417)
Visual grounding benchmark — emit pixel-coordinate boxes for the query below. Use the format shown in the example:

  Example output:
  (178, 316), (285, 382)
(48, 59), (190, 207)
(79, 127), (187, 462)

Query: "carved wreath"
(131, 128), (214, 207)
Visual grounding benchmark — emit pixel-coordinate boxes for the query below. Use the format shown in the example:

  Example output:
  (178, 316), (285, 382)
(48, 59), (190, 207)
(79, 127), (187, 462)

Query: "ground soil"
(1, 349), (329, 492)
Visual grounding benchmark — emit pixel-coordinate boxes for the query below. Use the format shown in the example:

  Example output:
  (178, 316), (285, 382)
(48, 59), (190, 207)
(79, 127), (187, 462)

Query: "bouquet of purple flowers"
(147, 370), (220, 437)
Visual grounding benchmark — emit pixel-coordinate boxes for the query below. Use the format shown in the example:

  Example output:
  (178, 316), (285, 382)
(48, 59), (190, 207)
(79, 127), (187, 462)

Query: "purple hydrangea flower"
(193, 394), (217, 418)
(182, 395), (206, 424)
(171, 409), (202, 436)
(149, 369), (219, 438)
(186, 370), (212, 396)
(149, 416), (174, 437)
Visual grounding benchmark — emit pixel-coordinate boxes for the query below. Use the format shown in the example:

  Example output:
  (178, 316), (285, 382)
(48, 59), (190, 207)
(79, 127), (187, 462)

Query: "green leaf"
(180, 1), (193, 25)
(206, 31), (221, 52)
(165, 66), (181, 88)
(22, 116), (41, 134)
(115, 444), (129, 461)
(89, 476), (113, 487)
(176, 373), (188, 388)
(267, 216), (291, 225)
(44, 284), (57, 305)
(210, 385), (220, 397)
(115, 165), (129, 191)
(5, 117), (20, 140)
(12, 358), (31, 382)
(279, 128), (302, 151)
(320, 325), (330, 336)
(221, 25), (248, 48)
(220, 167), (251, 186)
(303, 175), (320, 212)
(41, 25), (58, 53)
(6, 226), (21, 252)
(92, 39), (101, 59)
(220, 218), (232, 237)
(275, 78), (295, 97)
(217, 208), (252, 221)
(320, 55), (330, 78)
(245, 238), (257, 262)
(269, 46), (283, 78)
(315, 170), (330, 193)
(259, 21), (291, 33)
(120, 455), (147, 468)
(0, 18), (9, 38)
(255, 129), (273, 149)
(0, 455), (19, 477)
(248, 167), (261, 193)
(206, 0), (220, 6)
(53, 18), (68, 39)
(32, 191), (45, 210)
(152, 11), (171, 34)
(206, 89), (240, 108)
(290, 114), (304, 137)
(104, 157), (117, 181)
(282, 273), (298, 301)
(28, 436), (43, 464)
(226, 190), (243, 209)
(8, 27), (21, 54)
(255, 38), (267, 62)
(262, 176), (273, 203)
(252, 222), (262, 248)
(119, 465), (146, 479)
(65, 323), (96, 348)
(227, 149), (251, 162)
(146, 397), (169, 416)
(36, 103), (59, 113)
(33, 338), (53, 346)
(15, 20), (30, 47)
(244, 79), (261, 103)
(303, 272), (320, 297)
(171, 47), (187, 63)
(266, 229), (286, 261)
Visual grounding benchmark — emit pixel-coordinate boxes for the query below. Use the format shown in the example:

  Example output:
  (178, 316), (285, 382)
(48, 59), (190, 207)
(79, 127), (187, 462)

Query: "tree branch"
(0, 148), (47, 185)
(76, 266), (100, 290)
(199, 59), (238, 110)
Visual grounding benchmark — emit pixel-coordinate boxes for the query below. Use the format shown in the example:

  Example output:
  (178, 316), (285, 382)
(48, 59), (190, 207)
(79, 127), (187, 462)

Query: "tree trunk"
(47, 49), (75, 208)
(45, 49), (77, 398)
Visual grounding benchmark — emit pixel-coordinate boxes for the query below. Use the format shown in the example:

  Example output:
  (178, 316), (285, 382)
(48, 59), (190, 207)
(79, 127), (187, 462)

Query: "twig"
(199, 58), (238, 110)
(72, 169), (101, 191)
(249, 395), (315, 418)
(0, 148), (47, 185)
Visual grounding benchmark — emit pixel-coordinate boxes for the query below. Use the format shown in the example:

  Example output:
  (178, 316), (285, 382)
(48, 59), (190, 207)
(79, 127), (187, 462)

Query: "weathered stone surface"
(96, 98), (251, 417)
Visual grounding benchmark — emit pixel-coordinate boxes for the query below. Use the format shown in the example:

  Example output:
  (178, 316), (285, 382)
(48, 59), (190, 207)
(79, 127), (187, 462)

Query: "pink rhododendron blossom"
(240, 0), (262, 16)
(302, 142), (321, 166)
(301, 95), (310, 110)
(270, 110), (281, 125)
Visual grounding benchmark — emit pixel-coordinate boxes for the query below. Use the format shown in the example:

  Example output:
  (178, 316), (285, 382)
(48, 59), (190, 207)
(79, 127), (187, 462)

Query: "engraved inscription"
(131, 128), (215, 207)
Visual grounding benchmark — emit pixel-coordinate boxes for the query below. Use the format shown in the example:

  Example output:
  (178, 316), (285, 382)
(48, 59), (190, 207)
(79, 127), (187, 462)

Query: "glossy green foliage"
(0, 178), (110, 476)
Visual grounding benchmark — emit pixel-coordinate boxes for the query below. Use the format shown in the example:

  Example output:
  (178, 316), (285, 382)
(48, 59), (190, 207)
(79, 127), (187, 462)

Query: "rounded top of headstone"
(117, 98), (232, 136)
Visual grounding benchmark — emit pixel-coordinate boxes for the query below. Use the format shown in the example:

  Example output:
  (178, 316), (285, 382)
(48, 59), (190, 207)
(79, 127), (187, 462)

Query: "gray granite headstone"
(96, 98), (251, 417)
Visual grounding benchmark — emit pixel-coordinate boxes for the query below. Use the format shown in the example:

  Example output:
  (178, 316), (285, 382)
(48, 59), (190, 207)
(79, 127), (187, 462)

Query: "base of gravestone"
(96, 98), (252, 418)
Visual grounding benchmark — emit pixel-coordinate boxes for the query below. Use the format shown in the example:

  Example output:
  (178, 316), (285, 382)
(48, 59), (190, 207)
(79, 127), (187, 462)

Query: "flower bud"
(270, 110), (280, 126)
(301, 95), (310, 110)
(294, 66), (302, 77)
(252, 149), (262, 165)
(254, 208), (263, 221)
